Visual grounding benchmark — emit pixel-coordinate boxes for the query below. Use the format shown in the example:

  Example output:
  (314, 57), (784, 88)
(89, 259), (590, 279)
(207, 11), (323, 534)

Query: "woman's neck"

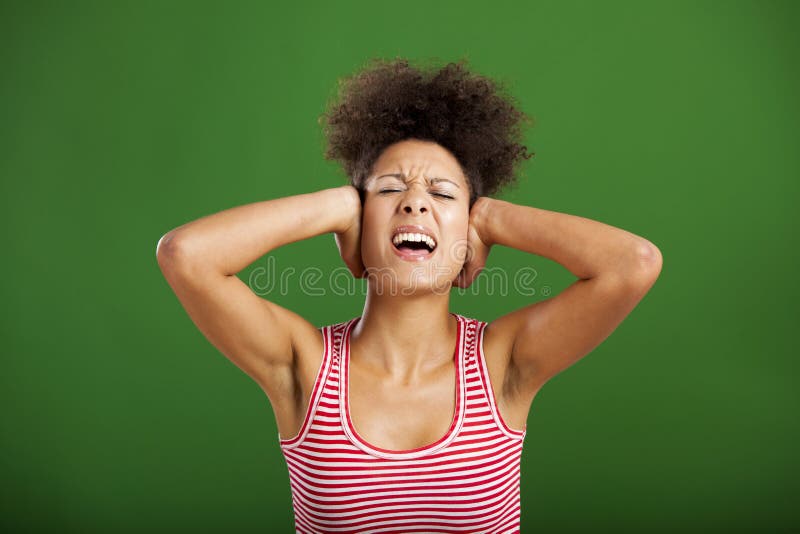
(350, 288), (458, 381)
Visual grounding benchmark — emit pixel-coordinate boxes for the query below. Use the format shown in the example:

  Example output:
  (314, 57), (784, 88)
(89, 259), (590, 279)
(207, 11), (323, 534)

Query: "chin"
(364, 262), (457, 296)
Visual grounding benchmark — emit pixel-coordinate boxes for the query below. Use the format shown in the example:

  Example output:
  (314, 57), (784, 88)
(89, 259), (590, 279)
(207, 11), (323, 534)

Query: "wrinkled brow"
(372, 173), (461, 188)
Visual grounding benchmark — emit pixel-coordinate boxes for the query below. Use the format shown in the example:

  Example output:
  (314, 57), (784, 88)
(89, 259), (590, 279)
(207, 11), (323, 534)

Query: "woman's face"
(360, 138), (471, 294)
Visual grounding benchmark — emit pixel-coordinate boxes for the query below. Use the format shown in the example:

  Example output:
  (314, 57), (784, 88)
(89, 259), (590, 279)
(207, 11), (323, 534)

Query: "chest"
(346, 361), (458, 451)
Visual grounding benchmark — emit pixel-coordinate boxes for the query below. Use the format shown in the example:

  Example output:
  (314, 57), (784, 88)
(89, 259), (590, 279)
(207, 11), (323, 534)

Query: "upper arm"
(156, 235), (322, 399)
(487, 244), (663, 398)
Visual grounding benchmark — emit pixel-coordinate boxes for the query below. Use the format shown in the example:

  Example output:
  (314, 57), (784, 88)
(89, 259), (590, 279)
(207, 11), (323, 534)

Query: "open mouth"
(391, 232), (437, 254)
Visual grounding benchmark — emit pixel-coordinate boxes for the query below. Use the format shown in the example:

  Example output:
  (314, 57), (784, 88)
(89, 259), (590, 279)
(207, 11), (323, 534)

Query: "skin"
(344, 140), (473, 448)
(156, 138), (663, 450)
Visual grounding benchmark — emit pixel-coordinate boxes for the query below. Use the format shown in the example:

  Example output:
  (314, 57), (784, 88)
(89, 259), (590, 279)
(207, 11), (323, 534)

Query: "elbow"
(638, 239), (663, 272)
(156, 231), (191, 271)
(627, 239), (663, 285)
(598, 239), (662, 290)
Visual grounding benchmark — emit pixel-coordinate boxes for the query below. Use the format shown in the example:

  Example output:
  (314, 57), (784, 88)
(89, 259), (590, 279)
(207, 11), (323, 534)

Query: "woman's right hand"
(334, 185), (366, 278)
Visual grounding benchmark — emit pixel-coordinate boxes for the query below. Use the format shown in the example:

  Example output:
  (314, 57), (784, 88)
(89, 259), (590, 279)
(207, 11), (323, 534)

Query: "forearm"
(474, 197), (661, 281)
(157, 185), (358, 276)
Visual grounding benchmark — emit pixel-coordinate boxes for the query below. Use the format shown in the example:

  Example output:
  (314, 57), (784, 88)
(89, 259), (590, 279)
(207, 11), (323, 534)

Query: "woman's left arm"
(461, 196), (663, 396)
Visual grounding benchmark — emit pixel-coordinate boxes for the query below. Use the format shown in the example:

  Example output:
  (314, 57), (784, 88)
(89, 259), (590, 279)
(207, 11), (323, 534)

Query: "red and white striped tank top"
(279, 313), (527, 534)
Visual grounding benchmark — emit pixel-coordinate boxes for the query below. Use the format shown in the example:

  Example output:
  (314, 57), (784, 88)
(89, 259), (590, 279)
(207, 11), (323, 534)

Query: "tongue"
(399, 242), (429, 252)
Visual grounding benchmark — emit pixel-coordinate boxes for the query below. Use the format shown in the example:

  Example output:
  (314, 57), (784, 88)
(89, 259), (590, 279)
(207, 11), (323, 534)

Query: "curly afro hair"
(319, 57), (535, 206)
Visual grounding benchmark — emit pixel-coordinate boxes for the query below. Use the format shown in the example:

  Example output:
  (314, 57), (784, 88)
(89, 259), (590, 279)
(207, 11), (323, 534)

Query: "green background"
(2, 0), (797, 532)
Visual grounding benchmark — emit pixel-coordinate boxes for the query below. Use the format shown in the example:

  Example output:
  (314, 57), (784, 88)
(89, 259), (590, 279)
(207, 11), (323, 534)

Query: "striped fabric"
(279, 313), (526, 534)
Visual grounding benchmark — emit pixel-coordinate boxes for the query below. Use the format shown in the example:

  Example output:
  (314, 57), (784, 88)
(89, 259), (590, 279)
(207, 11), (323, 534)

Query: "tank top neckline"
(339, 312), (467, 459)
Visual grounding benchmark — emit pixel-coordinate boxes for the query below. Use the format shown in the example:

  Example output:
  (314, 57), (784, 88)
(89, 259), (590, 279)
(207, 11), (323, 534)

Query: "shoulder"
(455, 314), (514, 362)
(291, 316), (358, 402)
(294, 316), (358, 370)
(455, 314), (513, 375)
(473, 313), (539, 402)
(476, 315), (515, 376)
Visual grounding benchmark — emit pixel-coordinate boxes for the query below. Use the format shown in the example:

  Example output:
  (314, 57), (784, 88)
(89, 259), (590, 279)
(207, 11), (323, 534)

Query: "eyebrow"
(374, 173), (461, 188)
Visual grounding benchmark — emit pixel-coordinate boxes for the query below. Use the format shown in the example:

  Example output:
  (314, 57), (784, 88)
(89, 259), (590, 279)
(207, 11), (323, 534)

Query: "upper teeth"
(392, 232), (436, 250)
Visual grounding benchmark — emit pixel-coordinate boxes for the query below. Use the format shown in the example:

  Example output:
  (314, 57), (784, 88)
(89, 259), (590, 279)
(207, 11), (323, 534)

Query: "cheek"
(361, 197), (388, 228)
(443, 208), (470, 239)
(359, 207), (386, 262)
(440, 222), (470, 265)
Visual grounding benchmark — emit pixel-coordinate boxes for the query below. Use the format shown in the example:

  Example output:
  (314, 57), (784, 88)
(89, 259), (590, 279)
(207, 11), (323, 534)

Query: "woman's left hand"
(454, 197), (493, 289)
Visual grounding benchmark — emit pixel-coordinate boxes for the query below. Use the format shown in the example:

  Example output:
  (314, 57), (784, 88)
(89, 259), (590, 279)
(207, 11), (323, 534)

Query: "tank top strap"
(460, 314), (481, 368)
(472, 318), (527, 440)
(329, 319), (347, 367)
(279, 319), (353, 450)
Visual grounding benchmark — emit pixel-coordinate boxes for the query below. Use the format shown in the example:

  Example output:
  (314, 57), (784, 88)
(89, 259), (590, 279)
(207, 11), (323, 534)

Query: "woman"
(156, 58), (662, 533)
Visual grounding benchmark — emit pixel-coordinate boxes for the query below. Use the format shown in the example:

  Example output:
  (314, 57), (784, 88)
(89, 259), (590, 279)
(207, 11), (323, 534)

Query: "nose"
(400, 186), (430, 215)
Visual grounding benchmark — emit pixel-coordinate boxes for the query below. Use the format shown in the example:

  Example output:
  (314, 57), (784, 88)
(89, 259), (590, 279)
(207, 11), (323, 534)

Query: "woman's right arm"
(155, 185), (361, 432)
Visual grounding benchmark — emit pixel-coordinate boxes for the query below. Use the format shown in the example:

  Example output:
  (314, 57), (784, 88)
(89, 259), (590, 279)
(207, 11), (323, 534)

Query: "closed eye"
(378, 189), (455, 200)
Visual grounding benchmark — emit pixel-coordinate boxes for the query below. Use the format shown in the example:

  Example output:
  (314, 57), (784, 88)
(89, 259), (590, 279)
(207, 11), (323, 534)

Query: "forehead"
(368, 139), (468, 188)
